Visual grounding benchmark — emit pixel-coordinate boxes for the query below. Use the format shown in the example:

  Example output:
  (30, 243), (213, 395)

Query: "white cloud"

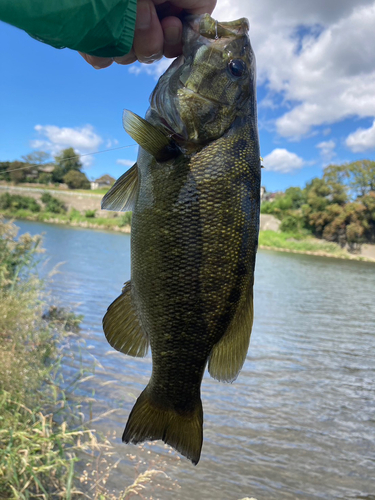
(317, 140), (336, 162)
(116, 159), (135, 167)
(128, 58), (172, 79)
(124, 2), (375, 143)
(263, 148), (304, 173)
(346, 120), (375, 152)
(106, 138), (119, 148)
(31, 124), (103, 167)
(214, 1), (375, 139)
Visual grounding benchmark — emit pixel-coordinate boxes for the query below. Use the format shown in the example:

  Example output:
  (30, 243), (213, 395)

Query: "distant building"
(90, 174), (115, 190)
(261, 188), (283, 203)
(38, 165), (55, 174)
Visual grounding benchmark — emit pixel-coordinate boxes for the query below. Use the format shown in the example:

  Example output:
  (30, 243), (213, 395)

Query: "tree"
(21, 151), (50, 166)
(55, 148), (83, 176)
(323, 160), (375, 199)
(63, 170), (90, 189)
(0, 162), (11, 182)
(348, 160), (375, 198)
(8, 161), (27, 184)
(38, 172), (53, 184)
(52, 165), (65, 183)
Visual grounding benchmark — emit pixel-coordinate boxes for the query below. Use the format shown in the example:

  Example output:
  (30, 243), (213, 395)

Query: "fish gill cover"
(101, 13), (261, 465)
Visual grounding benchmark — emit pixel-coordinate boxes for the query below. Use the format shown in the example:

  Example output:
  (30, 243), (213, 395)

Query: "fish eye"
(228, 59), (246, 77)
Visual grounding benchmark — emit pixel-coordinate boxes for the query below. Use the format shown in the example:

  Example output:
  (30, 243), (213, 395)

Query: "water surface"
(15, 220), (375, 500)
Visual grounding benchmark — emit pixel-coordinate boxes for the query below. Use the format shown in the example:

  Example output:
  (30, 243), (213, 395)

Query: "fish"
(101, 13), (261, 465)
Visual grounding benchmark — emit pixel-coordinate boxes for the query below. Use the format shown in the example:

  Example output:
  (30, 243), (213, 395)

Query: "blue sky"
(1, 0), (375, 192)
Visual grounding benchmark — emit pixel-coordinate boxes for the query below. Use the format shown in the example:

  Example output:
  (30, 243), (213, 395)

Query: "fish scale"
(102, 13), (260, 464)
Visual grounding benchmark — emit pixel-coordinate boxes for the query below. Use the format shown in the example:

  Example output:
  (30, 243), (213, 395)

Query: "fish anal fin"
(123, 386), (203, 465)
(101, 163), (138, 212)
(208, 287), (254, 382)
(103, 281), (149, 357)
(123, 109), (180, 161)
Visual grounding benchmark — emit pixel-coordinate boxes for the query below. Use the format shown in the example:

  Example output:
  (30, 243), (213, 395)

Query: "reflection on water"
(16, 220), (375, 500)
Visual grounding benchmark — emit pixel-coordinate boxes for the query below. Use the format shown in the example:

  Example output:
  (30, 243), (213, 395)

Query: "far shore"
(1, 183), (374, 263)
(2, 209), (374, 264)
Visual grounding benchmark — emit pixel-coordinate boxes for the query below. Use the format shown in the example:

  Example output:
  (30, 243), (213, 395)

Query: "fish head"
(149, 14), (256, 146)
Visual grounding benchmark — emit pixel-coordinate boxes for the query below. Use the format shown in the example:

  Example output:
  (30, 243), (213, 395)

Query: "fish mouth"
(149, 14), (248, 142)
(184, 14), (249, 43)
(178, 85), (227, 107)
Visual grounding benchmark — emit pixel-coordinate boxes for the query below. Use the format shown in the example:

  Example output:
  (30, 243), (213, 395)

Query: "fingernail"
(136, 1), (151, 30)
(164, 26), (181, 45)
(114, 54), (137, 65)
(139, 52), (163, 64)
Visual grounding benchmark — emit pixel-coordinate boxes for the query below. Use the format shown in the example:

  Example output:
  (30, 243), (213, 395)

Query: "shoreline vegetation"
(1, 186), (374, 263)
(0, 217), (184, 499)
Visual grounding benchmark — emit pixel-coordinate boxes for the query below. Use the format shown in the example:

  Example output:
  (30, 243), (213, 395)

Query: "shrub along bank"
(0, 192), (132, 231)
(0, 217), (172, 498)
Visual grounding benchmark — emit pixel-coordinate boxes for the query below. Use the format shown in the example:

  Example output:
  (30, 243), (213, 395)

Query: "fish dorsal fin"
(101, 163), (138, 212)
(123, 110), (180, 161)
(208, 286), (254, 382)
(103, 281), (149, 357)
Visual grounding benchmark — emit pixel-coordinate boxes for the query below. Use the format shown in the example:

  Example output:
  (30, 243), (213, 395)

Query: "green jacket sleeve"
(0, 0), (137, 57)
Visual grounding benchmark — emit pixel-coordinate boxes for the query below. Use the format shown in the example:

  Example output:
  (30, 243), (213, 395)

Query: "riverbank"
(1, 184), (374, 262)
(0, 218), (181, 499)
(259, 231), (375, 262)
(0, 208), (131, 232)
(2, 207), (375, 263)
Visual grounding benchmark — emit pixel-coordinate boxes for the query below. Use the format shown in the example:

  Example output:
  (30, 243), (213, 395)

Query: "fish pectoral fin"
(208, 286), (254, 383)
(101, 163), (139, 212)
(123, 386), (203, 465)
(123, 110), (180, 161)
(103, 281), (149, 357)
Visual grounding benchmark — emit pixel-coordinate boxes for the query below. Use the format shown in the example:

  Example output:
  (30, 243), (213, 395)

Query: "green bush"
(63, 170), (90, 189)
(279, 214), (305, 234)
(0, 192), (41, 212)
(84, 209), (96, 218)
(41, 192), (67, 213)
(0, 218), (173, 498)
(69, 208), (82, 221)
(38, 172), (52, 184)
(118, 211), (132, 227)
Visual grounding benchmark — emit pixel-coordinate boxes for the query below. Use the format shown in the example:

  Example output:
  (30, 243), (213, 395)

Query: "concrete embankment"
(2, 184), (374, 261)
(0, 184), (281, 228)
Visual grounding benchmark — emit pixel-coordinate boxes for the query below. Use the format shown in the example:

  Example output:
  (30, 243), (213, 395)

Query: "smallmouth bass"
(102, 14), (261, 465)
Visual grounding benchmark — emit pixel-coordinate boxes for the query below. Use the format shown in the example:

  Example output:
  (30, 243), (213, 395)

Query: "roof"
(94, 174), (115, 185)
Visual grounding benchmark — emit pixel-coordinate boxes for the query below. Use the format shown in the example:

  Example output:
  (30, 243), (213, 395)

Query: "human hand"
(80, 0), (216, 69)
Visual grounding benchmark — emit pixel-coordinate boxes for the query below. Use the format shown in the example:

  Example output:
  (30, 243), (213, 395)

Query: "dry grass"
(0, 217), (179, 499)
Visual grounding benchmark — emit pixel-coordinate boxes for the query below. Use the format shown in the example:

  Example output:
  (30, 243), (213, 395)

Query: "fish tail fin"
(123, 386), (203, 465)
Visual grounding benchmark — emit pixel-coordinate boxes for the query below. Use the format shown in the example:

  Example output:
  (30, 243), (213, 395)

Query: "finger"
(161, 17), (183, 59)
(133, 0), (164, 64)
(113, 48), (137, 65)
(79, 52), (114, 69)
(153, 0), (217, 16)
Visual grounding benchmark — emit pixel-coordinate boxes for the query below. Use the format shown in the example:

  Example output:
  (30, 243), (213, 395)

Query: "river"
(14, 220), (375, 500)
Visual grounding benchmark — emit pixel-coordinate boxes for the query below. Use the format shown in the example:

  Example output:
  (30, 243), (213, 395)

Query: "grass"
(259, 230), (358, 258)
(0, 217), (177, 498)
(0, 184), (106, 196)
(0, 208), (132, 232)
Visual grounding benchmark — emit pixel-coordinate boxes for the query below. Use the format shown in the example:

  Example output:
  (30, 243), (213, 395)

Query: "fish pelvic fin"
(103, 281), (149, 357)
(123, 110), (180, 161)
(123, 386), (203, 465)
(208, 287), (254, 383)
(101, 162), (138, 212)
